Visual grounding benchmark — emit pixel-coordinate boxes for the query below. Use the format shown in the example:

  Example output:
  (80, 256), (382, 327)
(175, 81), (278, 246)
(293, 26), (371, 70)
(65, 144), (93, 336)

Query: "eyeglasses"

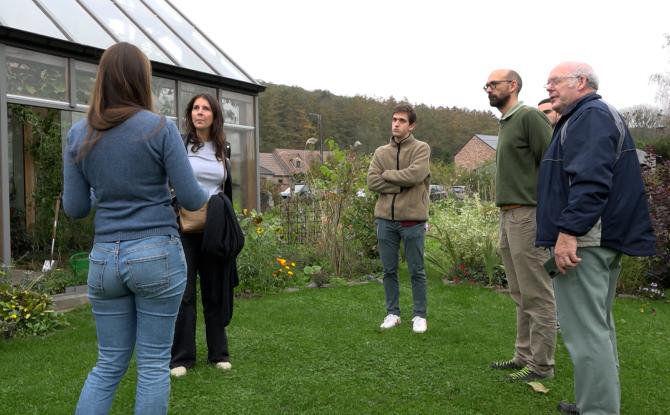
(545, 76), (579, 88)
(483, 80), (513, 91)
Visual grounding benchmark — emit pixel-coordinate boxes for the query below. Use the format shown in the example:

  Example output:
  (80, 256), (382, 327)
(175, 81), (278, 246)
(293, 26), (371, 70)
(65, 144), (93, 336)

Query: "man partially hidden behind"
(367, 103), (431, 334)
(484, 69), (556, 382)
(538, 97), (560, 127)
(537, 61), (655, 415)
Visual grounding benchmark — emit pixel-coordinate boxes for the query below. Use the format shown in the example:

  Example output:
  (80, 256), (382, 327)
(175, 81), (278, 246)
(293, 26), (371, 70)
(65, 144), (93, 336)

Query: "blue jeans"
(376, 219), (427, 318)
(75, 235), (187, 415)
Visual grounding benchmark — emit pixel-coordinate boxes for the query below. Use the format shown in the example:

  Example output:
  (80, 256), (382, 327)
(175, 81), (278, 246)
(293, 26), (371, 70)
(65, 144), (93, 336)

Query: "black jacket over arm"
(201, 190), (244, 326)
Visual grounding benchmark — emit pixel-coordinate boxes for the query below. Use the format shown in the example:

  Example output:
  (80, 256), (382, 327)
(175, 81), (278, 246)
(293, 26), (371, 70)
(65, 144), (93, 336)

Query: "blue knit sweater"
(63, 110), (207, 243)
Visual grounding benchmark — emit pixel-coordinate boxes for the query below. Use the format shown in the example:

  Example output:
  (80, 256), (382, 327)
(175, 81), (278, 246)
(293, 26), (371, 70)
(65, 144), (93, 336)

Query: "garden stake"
(42, 193), (61, 272)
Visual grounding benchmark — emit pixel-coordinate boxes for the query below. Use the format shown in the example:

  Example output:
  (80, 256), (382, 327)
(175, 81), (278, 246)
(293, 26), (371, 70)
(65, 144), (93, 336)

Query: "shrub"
(618, 255), (651, 294)
(643, 152), (670, 287)
(280, 140), (379, 279)
(426, 196), (503, 285)
(236, 210), (308, 294)
(0, 283), (68, 338)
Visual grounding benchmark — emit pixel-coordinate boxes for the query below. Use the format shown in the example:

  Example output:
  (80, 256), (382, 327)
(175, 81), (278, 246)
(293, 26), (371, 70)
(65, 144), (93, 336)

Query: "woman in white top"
(170, 93), (233, 377)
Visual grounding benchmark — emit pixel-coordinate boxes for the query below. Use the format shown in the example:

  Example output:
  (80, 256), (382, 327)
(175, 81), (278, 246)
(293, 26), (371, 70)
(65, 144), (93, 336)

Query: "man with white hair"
(537, 62), (656, 414)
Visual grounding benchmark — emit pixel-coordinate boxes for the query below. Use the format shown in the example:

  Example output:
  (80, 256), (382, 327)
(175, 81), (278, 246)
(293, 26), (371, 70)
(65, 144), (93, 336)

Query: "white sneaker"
(380, 314), (401, 329)
(215, 361), (232, 371)
(412, 316), (427, 333)
(170, 366), (187, 377)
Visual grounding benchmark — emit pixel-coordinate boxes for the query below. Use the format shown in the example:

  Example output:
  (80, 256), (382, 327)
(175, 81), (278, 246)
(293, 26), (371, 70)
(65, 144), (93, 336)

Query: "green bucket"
(70, 252), (89, 282)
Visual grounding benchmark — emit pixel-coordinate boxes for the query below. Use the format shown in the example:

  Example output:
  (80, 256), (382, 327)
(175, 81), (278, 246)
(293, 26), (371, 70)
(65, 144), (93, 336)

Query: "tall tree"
(651, 34), (670, 115)
(258, 83), (499, 159)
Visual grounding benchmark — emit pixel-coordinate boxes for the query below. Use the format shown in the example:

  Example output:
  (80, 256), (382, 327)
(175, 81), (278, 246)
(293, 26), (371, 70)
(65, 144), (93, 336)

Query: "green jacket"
(495, 103), (552, 206)
(367, 134), (431, 221)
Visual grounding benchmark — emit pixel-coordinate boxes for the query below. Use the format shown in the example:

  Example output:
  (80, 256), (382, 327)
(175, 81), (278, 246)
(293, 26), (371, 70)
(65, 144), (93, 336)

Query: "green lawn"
(1, 270), (669, 414)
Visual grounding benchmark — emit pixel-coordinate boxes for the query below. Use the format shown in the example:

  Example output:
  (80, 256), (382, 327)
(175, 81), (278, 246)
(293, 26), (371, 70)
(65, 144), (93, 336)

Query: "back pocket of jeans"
(126, 253), (169, 295)
(87, 256), (107, 292)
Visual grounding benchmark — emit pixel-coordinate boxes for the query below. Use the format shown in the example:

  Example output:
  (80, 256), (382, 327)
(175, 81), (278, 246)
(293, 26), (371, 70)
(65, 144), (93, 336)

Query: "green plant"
(618, 255), (651, 294)
(0, 284), (68, 338)
(31, 268), (87, 295)
(236, 209), (308, 294)
(425, 195), (500, 284)
(294, 140), (377, 278)
(303, 264), (329, 287)
(481, 238), (505, 287)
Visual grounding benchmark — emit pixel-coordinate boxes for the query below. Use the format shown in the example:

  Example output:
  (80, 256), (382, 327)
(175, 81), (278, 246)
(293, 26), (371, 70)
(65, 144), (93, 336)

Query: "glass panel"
(221, 90), (254, 126)
(78, 0), (172, 65)
(75, 61), (97, 106)
(225, 128), (257, 210)
(152, 76), (176, 117)
(0, 0), (67, 40)
(142, 0), (253, 82)
(178, 82), (216, 120)
(114, 0), (213, 74)
(6, 47), (68, 102)
(8, 109), (25, 213)
(60, 111), (85, 152)
(39, 0), (115, 48)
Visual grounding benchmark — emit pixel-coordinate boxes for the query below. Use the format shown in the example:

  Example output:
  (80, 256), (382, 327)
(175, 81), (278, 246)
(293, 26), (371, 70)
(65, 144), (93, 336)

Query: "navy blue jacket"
(536, 93), (655, 256)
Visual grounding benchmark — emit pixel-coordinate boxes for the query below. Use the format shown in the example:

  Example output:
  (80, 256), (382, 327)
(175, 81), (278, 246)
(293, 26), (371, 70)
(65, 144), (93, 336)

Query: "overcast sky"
(172, 0), (669, 113)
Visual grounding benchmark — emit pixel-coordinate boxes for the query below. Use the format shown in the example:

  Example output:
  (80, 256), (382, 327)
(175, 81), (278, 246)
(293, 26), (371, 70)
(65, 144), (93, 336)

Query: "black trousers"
(171, 232), (229, 368)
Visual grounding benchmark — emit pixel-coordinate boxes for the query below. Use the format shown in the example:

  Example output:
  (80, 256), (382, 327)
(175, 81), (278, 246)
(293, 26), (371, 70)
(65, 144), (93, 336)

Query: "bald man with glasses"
(483, 69), (556, 383)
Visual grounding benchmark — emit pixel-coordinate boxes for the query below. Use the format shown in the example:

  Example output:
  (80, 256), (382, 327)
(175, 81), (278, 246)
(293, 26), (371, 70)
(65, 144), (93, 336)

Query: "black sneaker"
(557, 401), (580, 414)
(506, 366), (550, 382)
(490, 359), (523, 370)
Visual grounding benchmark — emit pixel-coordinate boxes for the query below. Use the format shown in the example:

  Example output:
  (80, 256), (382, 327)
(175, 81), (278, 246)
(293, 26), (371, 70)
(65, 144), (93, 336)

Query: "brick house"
(454, 134), (498, 170)
(259, 149), (330, 190)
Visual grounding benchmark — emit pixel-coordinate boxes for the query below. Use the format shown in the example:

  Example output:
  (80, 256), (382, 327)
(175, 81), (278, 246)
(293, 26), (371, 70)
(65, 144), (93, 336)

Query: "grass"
(1, 269), (669, 414)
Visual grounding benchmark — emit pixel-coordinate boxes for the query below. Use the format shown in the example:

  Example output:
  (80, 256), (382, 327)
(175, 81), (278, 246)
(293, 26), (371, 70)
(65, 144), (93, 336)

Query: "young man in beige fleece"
(367, 103), (431, 333)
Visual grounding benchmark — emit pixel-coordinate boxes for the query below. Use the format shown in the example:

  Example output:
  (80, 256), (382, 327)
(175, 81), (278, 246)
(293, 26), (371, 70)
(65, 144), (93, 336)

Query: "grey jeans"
(376, 218), (427, 318)
(554, 247), (622, 415)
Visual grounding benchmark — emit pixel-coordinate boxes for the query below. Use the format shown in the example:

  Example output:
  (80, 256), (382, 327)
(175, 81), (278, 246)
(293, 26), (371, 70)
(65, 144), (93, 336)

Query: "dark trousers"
(171, 232), (229, 368)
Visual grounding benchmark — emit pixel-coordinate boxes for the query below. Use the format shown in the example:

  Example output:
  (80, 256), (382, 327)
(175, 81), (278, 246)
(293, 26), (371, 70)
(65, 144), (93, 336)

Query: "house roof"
(475, 134), (499, 150)
(259, 149), (332, 178)
(259, 152), (287, 177)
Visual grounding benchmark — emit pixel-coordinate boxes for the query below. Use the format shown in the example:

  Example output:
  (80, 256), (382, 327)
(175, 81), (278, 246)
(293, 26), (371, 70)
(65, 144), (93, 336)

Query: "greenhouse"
(0, 0), (265, 267)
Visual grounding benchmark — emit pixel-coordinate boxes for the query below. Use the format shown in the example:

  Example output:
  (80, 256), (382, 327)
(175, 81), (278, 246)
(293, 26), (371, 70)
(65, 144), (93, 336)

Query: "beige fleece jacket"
(367, 134), (431, 221)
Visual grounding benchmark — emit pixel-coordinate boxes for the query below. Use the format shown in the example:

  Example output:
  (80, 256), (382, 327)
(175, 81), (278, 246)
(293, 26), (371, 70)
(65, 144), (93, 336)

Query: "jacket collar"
(499, 101), (524, 122)
(561, 92), (601, 119)
(389, 133), (416, 147)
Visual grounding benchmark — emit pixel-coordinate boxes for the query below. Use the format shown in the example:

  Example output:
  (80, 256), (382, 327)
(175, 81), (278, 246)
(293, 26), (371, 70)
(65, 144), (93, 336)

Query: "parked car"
(429, 184), (448, 201)
(280, 184), (310, 199)
(451, 185), (466, 199)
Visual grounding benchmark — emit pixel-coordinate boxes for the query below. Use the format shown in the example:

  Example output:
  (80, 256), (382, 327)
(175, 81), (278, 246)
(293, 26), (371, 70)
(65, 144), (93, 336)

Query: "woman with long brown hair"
(63, 42), (207, 414)
(170, 93), (234, 377)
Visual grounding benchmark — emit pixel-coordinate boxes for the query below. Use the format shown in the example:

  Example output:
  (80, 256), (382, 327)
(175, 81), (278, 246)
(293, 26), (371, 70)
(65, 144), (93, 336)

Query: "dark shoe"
(490, 359), (523, 370)
(506, 366), (550, 382)
(557, 401), (580, 414)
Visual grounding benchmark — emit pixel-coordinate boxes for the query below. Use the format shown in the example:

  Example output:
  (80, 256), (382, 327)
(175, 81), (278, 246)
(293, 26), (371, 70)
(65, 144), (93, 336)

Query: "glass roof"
(0, 0), (256, 85)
